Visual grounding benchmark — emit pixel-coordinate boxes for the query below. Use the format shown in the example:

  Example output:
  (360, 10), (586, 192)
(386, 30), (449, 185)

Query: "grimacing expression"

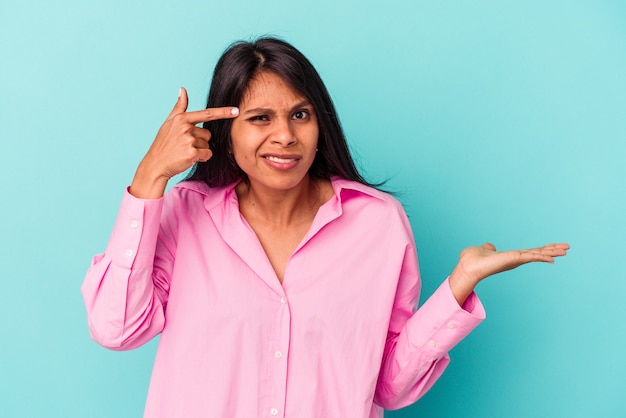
(229, 71), (319, 193)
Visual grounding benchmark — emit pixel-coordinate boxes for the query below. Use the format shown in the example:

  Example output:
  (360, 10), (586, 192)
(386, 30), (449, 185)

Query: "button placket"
(266, 291), (290, 418)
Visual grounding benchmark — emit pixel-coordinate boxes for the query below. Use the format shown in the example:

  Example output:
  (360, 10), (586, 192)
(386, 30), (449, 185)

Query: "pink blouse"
(81, 177), (485, 418)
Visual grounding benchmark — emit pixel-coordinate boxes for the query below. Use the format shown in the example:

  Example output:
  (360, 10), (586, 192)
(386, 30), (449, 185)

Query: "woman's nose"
(270, 118), (296, 146)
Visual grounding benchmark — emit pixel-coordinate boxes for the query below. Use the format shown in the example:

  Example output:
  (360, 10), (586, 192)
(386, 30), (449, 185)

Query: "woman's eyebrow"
(291, 100), (312, 110)
(243, 107), (275, 115)
(242, 100), (312, 115)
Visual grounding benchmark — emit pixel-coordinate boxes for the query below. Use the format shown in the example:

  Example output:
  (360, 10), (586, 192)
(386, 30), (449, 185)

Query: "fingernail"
(178, 87), (183, 98)
(231, 107), (239, 116)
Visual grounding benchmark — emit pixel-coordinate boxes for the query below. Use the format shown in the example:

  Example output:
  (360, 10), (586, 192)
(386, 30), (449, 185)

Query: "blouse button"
(125, 249), (133, 257)
(280, 297), (286, 304)
(447, 322), (455, 329)
(274, 351), (283, 359)
(428, 340), (437, 348)
(130, 220), (139, 229)
(270, 408), (278, 415)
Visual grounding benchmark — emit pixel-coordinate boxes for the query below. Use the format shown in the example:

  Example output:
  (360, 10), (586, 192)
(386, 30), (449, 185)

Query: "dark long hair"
(186, 37), (375, 188)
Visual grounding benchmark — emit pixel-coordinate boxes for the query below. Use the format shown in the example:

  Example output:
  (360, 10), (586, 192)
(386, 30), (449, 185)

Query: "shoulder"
(331, 177), (411, 230)
(164, 180), (237, 210)
(330, 177), (415, 248)
(331, 177), (405, 213)
(170, 180), (212, 197)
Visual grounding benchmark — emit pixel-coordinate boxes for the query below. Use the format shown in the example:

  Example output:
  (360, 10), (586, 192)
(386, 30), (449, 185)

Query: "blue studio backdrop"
(1, 1), (624, 417)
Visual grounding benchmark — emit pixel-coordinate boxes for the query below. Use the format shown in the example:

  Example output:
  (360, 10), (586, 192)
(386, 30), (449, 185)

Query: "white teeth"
(266, 156), (295, 163)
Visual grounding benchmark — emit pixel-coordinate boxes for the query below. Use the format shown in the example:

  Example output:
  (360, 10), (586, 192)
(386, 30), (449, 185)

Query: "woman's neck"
(236, 176), (331, 227)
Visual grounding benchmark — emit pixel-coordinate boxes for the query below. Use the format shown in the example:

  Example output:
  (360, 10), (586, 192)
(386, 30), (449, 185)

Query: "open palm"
(448, 242), (570, 305)
(457, 242), (570, 283)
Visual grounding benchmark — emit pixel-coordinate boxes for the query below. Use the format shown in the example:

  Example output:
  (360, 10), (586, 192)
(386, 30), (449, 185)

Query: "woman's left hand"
(448, 242), (570, 305)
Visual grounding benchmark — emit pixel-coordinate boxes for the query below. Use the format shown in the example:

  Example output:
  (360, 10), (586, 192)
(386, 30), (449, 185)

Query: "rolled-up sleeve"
(81, 189), (171, 350)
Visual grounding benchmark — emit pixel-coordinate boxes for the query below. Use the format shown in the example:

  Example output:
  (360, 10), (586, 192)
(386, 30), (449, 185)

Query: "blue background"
(1, 0), (624, 417)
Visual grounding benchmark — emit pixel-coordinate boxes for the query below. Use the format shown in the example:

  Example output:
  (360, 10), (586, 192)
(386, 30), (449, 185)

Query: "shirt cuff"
(105, 187), (164, 268)
(405, 278), (486, 360)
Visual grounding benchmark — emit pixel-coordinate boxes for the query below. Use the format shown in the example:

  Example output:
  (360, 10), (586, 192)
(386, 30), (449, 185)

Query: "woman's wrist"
(129, 165), (169, 199)
(448, 264), (481, 307)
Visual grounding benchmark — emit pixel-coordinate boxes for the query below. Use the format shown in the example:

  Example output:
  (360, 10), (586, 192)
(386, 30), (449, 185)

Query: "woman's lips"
(266, 155), (297, 163)
(263, 154), (301, 170)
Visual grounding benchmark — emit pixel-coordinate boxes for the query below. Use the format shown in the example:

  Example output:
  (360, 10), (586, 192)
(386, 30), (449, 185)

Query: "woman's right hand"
(129, 87), (239, 199)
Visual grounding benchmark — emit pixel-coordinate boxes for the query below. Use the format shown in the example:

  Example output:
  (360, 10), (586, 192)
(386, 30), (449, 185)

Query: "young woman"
(81, 37), (569, 418)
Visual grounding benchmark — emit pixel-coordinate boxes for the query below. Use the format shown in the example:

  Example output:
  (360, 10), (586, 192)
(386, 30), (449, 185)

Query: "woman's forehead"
(240, 72), (307, 109)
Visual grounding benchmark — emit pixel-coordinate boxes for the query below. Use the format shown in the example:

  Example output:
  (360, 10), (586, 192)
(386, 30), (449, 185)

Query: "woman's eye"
(293, 110), (309, 120)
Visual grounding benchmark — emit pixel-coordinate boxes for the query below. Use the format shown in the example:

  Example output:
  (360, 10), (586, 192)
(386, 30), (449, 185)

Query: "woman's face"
(230, 71), (319, 194)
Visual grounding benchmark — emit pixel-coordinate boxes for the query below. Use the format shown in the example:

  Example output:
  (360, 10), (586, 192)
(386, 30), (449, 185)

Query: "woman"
(81, 37), (568, 417)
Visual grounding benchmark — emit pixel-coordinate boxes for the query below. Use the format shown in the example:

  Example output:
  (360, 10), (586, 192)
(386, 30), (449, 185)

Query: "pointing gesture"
(130, 87), (239, 199)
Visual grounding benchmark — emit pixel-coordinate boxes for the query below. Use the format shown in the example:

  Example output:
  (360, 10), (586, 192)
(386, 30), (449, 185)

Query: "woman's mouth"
(265, 155), (297, 164)
(263, 154), (301, 170)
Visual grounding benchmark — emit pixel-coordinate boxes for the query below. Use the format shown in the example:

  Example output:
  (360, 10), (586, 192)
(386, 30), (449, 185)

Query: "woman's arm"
(81, 89), (238, 349)
(80, 191), (171, 350)
(374, 244), (485, 410)
(375, 238), (569, 410)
